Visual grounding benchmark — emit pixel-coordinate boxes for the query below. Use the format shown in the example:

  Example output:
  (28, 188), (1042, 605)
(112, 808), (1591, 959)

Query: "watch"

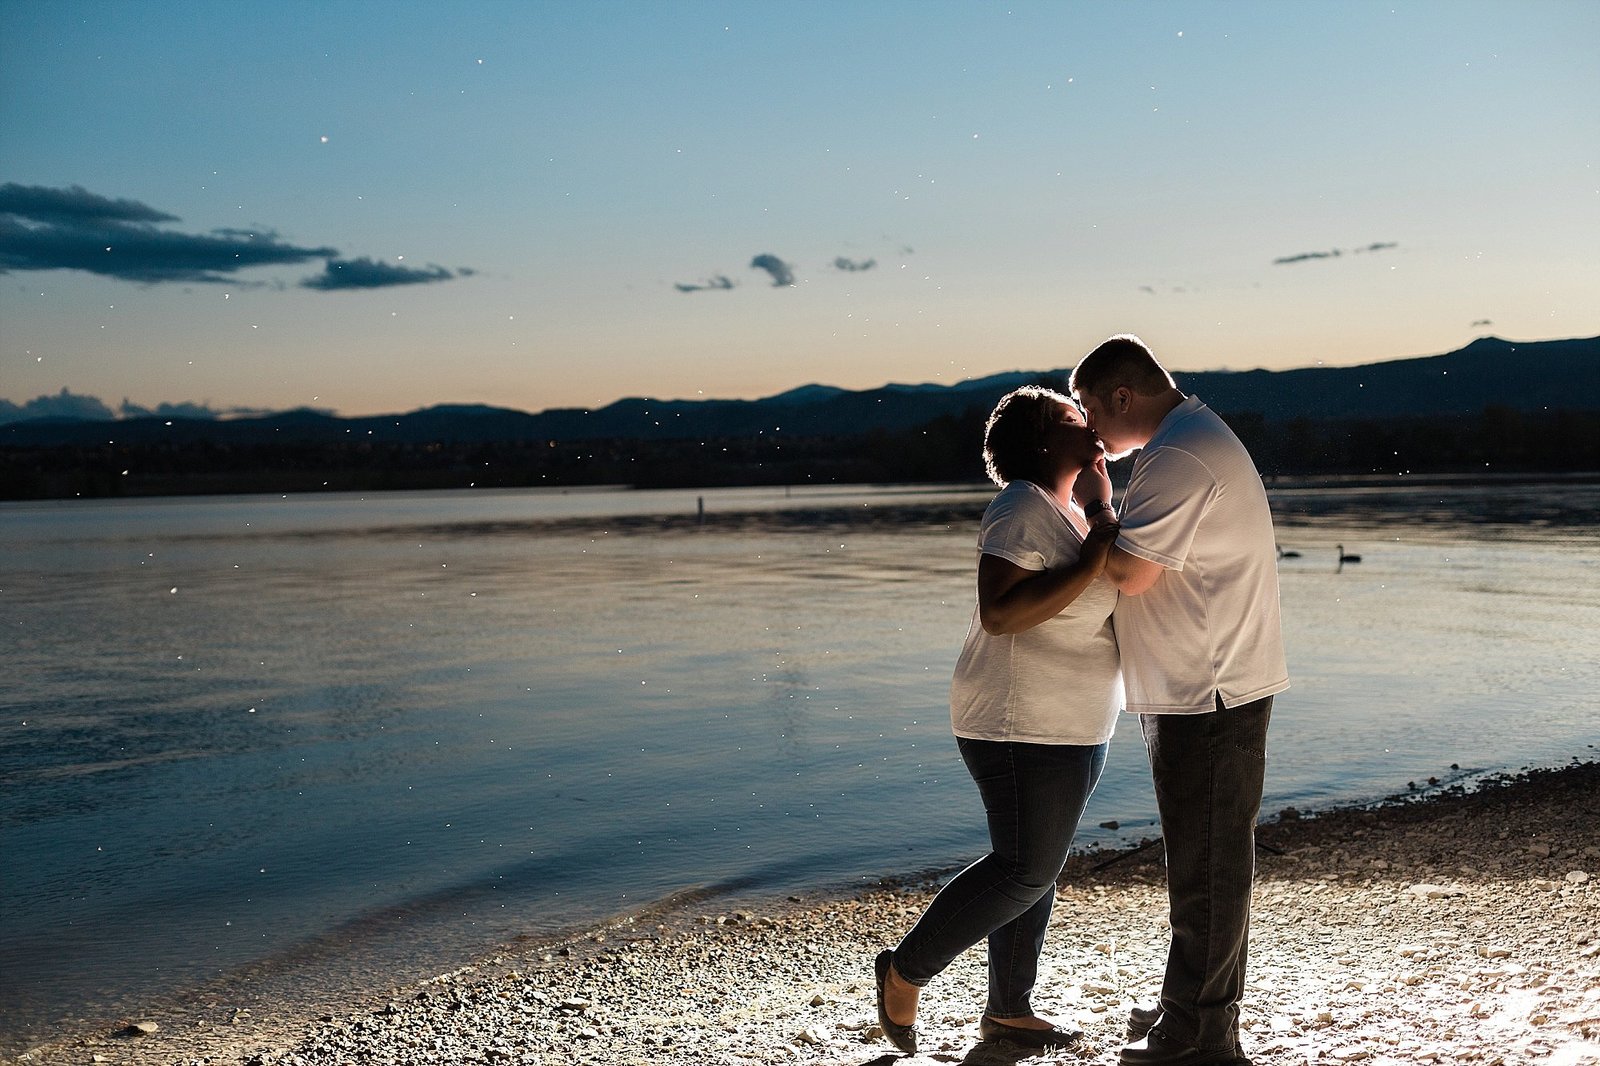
(1083, 499), (1114, 519)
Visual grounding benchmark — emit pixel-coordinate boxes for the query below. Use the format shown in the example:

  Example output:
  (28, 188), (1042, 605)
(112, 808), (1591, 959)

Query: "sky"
(2, 0), (1596, 421)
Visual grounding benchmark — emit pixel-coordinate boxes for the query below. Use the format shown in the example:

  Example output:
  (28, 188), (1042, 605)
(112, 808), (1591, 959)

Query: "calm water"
(3, 479), (1597, 1051)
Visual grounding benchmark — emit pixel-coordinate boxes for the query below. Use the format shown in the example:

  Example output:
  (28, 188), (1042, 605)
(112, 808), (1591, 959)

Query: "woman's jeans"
(892, 736), (1107, 1019)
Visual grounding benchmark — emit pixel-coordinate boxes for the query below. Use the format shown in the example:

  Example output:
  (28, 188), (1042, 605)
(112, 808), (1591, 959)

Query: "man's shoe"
(1127, 1005), (1160, 1041)
(978, 1015), (1082, 1047)
(873, 950), (918, 1054)
(1119, 1028), (1240, 1065)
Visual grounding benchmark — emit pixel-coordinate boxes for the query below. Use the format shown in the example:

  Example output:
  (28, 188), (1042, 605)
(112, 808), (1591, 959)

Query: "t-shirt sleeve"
(977, 487), (1052, 571)
(1117, 446), (1217, 572)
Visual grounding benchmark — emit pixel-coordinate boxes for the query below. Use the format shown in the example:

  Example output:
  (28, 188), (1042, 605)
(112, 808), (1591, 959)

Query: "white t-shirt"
(1114, 396), (1290, 715)
(950, 480), (1122, 745)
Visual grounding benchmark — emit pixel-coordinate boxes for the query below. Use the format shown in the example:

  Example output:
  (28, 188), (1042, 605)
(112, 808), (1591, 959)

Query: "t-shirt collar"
(1145, 394), (1206, 451)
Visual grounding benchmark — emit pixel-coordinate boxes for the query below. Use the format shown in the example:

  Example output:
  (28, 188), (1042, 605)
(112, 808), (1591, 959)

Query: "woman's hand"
(1072, 455), (1113, 512)
(1078, 520), (1120, 574)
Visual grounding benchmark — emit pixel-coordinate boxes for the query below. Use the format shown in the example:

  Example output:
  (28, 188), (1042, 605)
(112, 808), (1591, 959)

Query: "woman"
(875, 385), (1120, 1052)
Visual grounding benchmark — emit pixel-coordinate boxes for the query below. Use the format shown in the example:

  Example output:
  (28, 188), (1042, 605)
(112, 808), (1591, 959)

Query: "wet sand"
(10, 761), (1599, 1066)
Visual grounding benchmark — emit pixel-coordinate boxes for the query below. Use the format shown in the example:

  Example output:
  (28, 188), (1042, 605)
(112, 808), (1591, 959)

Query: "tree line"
(3, 404), (1597, 500)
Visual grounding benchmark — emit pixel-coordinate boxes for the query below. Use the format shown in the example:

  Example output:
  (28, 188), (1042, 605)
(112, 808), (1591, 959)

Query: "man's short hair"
(983, 386), (1070, 488)
(1070, 334), (1175, 398)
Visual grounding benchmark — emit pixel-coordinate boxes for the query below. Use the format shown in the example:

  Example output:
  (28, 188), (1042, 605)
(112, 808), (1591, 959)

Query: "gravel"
(12, 761), (1599, 1066)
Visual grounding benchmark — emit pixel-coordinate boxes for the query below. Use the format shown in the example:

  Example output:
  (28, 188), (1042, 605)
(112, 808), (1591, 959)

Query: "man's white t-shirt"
(1113, 396), (1290, 715)
(950, 480), (1122, 745)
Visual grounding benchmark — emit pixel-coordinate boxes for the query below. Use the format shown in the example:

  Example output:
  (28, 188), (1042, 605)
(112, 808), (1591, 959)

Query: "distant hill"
(3, 335), (1596, 450)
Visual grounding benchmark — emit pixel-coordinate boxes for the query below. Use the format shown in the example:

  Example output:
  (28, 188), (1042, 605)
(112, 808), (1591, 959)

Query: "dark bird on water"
(1337, 544), (1362, 571)
(1276, 544), (1301, 559)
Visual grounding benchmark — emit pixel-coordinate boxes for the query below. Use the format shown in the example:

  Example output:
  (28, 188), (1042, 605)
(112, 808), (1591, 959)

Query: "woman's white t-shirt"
(950, 480), (1122, 746)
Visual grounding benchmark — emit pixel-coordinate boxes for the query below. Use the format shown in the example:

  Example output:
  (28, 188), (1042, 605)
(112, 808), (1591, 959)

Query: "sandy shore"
(11, 761), (1599, 1066)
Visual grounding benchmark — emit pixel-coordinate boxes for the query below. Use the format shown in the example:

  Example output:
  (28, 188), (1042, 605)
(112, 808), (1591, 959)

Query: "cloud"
(833, 256), (876, 272)
(0, 183), (178, 226)
(300, 256), (458, 290)
(0, 390), (321, 426)
(674, 274), (735, 293)
(750, 253), (795, 287)
(0, 388), (116, 425)
(0, 183), (338, 283)
(119, 399), (222, 420)
(1273, 249), (1342, 265)
(1273, 241), (1398, 265)
(0, 182), (469, 289)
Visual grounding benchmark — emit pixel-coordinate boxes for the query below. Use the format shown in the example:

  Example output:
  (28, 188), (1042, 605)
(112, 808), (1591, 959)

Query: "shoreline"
(10, 758), (1598, 1066)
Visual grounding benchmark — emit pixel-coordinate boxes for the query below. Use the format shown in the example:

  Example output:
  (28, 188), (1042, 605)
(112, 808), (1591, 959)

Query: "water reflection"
(2, 479), (1598, 1052)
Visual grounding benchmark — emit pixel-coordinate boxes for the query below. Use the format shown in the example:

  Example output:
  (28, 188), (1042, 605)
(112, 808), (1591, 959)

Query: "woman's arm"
(976, 522), (1119, 636)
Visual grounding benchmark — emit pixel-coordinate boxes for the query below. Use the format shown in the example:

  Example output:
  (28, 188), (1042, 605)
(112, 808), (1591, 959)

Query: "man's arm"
(1103, 543), (1166, 596)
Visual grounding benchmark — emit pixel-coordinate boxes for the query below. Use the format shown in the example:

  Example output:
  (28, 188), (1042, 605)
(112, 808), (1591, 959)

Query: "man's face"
(1075, 387), (1137, 460)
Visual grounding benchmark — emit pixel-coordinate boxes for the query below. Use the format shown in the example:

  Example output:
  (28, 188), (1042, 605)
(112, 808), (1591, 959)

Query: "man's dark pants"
(1140, 693), (1273, 1053)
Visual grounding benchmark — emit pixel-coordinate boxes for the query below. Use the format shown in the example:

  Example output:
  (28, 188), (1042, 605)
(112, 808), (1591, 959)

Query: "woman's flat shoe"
(979, 1015), (1083, 1047)
(874, 950), (918, 1054)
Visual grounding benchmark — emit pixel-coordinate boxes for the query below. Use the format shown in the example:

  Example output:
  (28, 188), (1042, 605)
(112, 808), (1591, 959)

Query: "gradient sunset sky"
(3, 0), (1596, 419)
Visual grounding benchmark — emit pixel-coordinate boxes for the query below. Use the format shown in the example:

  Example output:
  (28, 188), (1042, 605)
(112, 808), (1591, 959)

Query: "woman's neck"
(1044, 466), (1082, 512)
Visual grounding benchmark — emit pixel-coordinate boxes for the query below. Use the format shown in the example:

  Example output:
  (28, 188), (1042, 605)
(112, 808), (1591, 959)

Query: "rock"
(793, 1027), (826, 1045)
(1099, 820), (1120, 830)
(1530, 842), (1553, 858)
(122, 1021), (160, 1037)
(1407, 883), (1465, 899)
(1566, 870), (1590, 884)
(1279, 807), (1301, 822)
(808, 994), (825, 1007)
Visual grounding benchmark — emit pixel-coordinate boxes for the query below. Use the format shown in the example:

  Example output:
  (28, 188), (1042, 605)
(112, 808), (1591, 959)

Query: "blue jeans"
(893, 736), (1108, 1019)
(1142, 694), (1272, 1052)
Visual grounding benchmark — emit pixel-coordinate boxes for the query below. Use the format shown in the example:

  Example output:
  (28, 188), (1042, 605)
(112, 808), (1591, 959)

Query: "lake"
(2, 477), (1597, 1053)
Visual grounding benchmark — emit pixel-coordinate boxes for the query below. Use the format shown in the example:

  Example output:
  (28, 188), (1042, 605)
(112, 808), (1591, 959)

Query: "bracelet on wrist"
(1083, 499), (1114, 520)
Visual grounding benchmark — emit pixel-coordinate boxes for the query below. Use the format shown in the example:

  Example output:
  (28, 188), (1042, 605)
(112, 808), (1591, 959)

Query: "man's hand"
(1072, 455), (1113, 512)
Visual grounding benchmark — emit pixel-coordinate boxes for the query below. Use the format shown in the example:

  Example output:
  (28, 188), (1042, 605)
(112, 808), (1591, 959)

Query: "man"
(1070, 335), (1289, 1066)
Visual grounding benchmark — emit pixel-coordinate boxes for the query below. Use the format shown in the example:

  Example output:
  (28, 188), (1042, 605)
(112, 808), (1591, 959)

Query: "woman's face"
(1047, 401), (1104, 466)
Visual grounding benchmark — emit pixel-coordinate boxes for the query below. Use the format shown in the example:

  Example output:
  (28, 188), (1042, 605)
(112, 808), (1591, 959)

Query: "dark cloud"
(0, 183), (178, 225)
(750, 253), (795, 287)
(833, 256), (876, 272)
(1273, 241), (1397, 265)
(1273, 249), (1342, 265)
(0, 388), (116, 425)
(1, 390), (318, 426)
(301, 257), (457, 291)
(118, 399), (222, 420)
(674, 274), (735, 293)
(0, 182), (468, 289)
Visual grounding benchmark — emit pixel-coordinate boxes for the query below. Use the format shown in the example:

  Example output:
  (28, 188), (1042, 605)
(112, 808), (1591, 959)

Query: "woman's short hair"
(983, 386), (1071, 487)
(1069, 334), (1174, 399)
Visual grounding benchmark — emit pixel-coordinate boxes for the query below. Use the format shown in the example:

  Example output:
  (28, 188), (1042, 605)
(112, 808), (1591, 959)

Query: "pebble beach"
(11, 761), (1599, 1066)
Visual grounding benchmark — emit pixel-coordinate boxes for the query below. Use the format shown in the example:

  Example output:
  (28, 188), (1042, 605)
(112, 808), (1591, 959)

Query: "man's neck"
(1133, 389), (1186, 443)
